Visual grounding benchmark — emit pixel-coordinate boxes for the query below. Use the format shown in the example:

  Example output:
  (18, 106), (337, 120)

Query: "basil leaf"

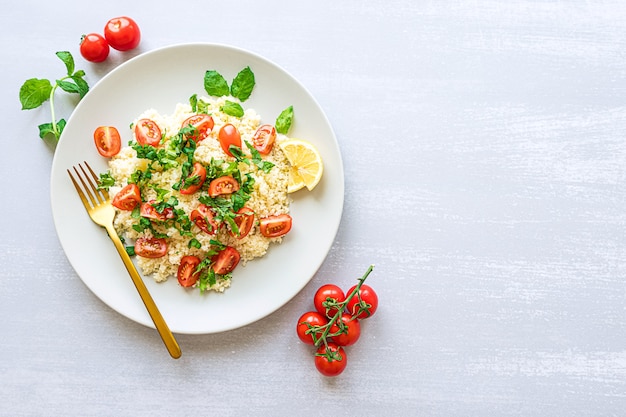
(19, 78), (52, 110)
(56, 51), (74, 76)
(221, 100), (244, 117)
(204, 70), (229, 97)
(230, 66), (255, 101)
(275, 105), (294, 134)
(71, 75), (89, 98)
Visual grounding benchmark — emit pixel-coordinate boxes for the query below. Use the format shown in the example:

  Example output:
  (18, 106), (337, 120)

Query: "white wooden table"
(2, 1), (625, 415)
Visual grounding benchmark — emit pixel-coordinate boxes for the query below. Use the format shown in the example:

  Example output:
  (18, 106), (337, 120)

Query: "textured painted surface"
(2, 1), (625, 415)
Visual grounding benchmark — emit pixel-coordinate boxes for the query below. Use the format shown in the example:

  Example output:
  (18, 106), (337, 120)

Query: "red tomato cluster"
(80, 16), (141, 63)
(296, 267), (378, 377)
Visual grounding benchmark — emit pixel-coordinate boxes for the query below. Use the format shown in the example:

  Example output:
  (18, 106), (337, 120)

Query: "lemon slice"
(279, 138), (324, 193)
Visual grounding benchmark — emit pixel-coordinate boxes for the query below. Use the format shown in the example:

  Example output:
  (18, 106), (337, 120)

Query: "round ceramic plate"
(50, 43), (344, 334)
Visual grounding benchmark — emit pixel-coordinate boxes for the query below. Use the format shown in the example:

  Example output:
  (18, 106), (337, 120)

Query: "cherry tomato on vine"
(134, 237), (167, 258)
(180, 162), (206, 195)
(313, 284), (346, 318)
(329, 314), (361, 346)
(135, 118), (161, 147)
(259, 214), (292, 238)
(314, 342), (347, 377)
(93, 126), (121, 157)
(346, 284), (379, 319)
(104, 16), (141, 51)
(296, 311), (328, 345)
(177, 255), (201, 287)
(212, 246), (240, 275)
(218, 123), (241, 157)
(80, 33), (110, 63)
(111, 183), (141, 211)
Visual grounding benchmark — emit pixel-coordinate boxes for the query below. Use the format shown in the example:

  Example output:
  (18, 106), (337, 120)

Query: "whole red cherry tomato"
(313, 284), (346, 318)
(346, 284), (379, 319)
(80, 33), (110, 63)
(314, 342), (347, 377)
(329, 314), (361, 346)
(104, 16), (141, 51)
(296, 311), (328, 345)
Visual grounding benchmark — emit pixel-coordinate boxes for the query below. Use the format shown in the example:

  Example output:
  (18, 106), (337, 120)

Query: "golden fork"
(68, 161), (181, 359)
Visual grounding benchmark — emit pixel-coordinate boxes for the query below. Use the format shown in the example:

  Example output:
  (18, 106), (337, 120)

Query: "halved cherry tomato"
(190, 204), (220, 235)
(94, 126), (121, 157)
(329, 314), (361, 346)
(111, 183), (141, 211)
(314, 342), (347, 377)
(140, 200), (174, 221)
(80, 33), (110, 63)
(181, 114), (214, 142)
(346, 284), (379, 319)
(134, 237), (167, 258)
(177, 255), (201, 287)
(212, 246), (240, 275)
(134, 118), (161, 147)
(180, 162), (207, 195)
(313, 284), (346, 318)
(259, 214), (292, 238)
(104, 16), (141, 51)
(218, 123), (241, 157)
(229, 207), (255, 239)
(251, 124), (276, 155)
(208, 176), (239, 198)
(296, 311), (328, 345)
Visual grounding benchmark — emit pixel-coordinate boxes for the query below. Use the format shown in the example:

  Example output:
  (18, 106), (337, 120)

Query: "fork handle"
(105, 225), (182, 359)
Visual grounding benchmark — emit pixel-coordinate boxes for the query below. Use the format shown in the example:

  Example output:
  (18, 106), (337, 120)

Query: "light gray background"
(2, 1), (625, 416)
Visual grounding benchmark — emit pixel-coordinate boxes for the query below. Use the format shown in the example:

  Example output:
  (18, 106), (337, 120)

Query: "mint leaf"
(19, 78), (52, 110)
(71, 75), (89, 98)
(57, 80), (82, 95)
(221, 100), (244, 117)
(189, 94), (198, 112)
(275, 105), (294, 134)
(230, 66), (255, 101)
(204, 70), (229, 97)
(56, 51), (74, 76)
(37, 122), (55, 139)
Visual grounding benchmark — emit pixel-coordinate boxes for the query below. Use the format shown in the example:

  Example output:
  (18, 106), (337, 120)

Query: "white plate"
(50, 43), (343, 334)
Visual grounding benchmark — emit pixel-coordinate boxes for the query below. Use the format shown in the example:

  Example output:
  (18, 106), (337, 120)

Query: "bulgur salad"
(96, 66), (298, 293)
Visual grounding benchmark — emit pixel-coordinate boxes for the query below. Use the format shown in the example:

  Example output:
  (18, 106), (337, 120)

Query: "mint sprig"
(19, 51), (89, 142)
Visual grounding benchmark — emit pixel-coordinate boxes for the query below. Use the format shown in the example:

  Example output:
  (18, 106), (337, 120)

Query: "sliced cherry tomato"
(313, 284), (346, 318)
(80, 33), (110, 63)
(190, 204), (220, 235)
(314, 342), (347, 377)
(111, 183), (141, 211)
(212, 246), (240, 275)
(180, 162), (206, 195)
(329, 314), (361, 346)
(229, 207), (255, 239)
(134, 118), (161, 147)
(251, 124), (276, 155)
(140, 200), (174, 221)
(93, 126), (121, 157)
(181, 114), (214, 142)
(134, 237), (167, 258)
(296, 311), (328, 345)
(177, 255), (201, 287)
(259, 214), (292, 238)
(208, 176), (239, 198)
(104, 16), (141, 51)
(346, 284), (379, 319)
(218, 123), (241, 157)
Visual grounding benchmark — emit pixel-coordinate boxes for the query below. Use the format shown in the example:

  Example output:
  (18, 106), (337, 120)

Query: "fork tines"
(67, 162), (110, 208)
